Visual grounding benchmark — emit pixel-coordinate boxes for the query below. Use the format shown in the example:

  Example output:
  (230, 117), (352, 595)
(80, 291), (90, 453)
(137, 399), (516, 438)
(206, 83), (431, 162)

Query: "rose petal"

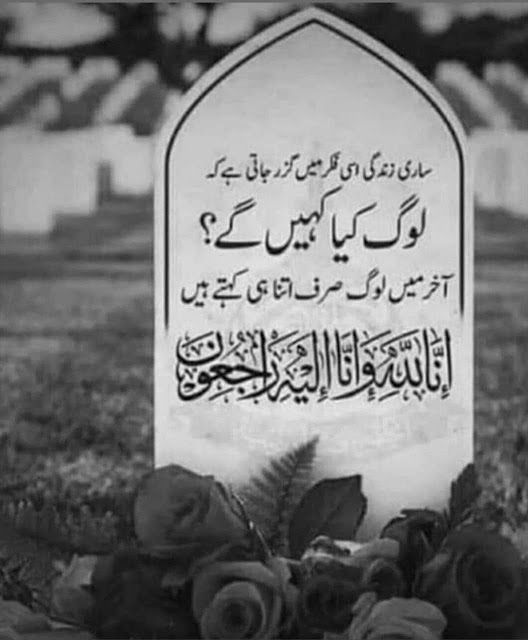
(368, 599), (446, 638)
(415, 528), (524, 637)
(364, 620), (441, 640)
(203, 599), (260, 638)
(193, 562), (279, 620)
(300, 575), (361, 632)
(352, 593), (378, 617)
(134, 466), (211, 545)
(151, 538), (240, 567)
(269, 558), (298, 634)
(257, 573), (283, 639)
(380, 509), (447, 575)
(348, 592), (378, 640)
(362, 559), (407, 599)
(209, 482), (251, 540)
(202, 582), (263, 638)
(161, 541), (248, 589)
(200, 581), (266, 639)
(459, 551), (515, 620)
(446, 527), (523, 599)
(134, 466), (249, 553)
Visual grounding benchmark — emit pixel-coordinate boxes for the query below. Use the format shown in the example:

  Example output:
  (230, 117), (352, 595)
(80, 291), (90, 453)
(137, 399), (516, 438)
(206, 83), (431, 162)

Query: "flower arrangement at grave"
(1, 437), (528, 639)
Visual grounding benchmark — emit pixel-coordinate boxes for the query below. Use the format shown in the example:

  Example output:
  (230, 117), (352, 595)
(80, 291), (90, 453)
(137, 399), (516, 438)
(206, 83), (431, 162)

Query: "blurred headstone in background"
(0, 2), (527, 239)
(434, 61), (512, 130)
(155, 8), (473, 534)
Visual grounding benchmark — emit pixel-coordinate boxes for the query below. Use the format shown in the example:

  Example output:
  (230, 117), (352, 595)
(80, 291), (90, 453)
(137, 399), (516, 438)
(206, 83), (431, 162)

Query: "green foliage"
(447, 463), (481, 529)
(289, 475), (367, 559)
(240, 437), (318, 556)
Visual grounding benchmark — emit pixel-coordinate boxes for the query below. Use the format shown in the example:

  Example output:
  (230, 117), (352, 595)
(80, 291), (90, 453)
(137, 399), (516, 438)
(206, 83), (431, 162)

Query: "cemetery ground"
(1, 207), (528, 536)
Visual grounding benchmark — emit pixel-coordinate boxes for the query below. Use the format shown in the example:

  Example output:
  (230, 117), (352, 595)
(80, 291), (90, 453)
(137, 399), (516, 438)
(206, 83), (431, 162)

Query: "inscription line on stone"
(162, 17), (466, 328)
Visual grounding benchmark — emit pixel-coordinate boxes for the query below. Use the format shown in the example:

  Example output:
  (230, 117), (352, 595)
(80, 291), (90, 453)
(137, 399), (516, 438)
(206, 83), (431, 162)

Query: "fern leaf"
(239, 436), (318, 555)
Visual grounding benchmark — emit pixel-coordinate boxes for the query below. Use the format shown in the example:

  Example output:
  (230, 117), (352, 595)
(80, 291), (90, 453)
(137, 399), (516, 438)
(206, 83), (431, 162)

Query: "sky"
(1, 3), (528, 48)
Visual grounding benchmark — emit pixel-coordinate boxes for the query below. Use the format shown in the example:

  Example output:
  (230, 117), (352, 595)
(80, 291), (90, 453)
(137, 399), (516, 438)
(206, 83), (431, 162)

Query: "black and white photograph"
(1, 2), (528, 638)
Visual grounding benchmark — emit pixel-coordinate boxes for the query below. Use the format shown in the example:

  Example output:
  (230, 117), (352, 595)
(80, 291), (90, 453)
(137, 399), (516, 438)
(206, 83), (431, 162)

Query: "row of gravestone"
(153, 9), (473, 536)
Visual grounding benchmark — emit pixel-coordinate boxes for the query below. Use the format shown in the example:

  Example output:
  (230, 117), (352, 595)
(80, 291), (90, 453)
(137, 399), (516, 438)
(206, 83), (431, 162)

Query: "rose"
(134, 465), (249, 553)
(297, 538), (405, 633)
(362, 558), (407, 600)
(134, 465), (252, 571)
(296, 559), (405, 633)
(192, 559), (296, 639)
(413, 525), (524, 638)
(380, 509), (447, 586)
(302, 537), (404, 598)
(89, 549), (199, 639)
(298, 574), (360, 633)
(346, 593), (446, 640)
(337, 540), (406, 600)
(297, 545), (362, 634)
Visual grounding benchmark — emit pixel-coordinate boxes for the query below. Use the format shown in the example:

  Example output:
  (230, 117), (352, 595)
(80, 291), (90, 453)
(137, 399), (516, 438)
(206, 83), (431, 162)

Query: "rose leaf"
(448, 463), (481, 528)
(288, 475), (367, 559)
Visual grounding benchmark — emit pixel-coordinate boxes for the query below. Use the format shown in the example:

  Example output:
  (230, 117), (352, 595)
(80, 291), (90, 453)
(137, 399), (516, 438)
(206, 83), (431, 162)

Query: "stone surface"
(155, 8), (473, 534)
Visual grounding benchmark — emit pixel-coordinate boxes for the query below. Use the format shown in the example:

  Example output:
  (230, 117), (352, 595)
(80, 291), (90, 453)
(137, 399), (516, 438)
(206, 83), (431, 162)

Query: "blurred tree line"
(1, 3), (528, 85)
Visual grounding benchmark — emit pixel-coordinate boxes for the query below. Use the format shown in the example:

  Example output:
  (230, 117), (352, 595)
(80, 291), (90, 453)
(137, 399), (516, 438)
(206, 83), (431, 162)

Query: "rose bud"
(298, 574), (360, 633)
(362, 558), (407, 600)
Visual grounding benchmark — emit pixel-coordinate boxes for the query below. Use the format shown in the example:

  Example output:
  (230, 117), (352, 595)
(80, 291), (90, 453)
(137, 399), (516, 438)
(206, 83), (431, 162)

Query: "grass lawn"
(0, 251), (153, 512)
(1, 207), (528, 539)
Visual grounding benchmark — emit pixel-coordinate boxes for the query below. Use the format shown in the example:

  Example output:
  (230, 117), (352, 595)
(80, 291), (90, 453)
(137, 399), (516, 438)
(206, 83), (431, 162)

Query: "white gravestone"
(155, 8), (473, 535)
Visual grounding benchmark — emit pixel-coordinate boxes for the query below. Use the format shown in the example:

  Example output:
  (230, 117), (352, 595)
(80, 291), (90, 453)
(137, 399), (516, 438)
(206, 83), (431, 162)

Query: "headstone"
(155, 8), (473, 535)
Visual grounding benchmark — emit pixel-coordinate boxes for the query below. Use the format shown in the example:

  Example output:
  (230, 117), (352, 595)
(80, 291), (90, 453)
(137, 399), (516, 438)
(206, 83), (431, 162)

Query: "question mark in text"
(199, 212), (217, 245)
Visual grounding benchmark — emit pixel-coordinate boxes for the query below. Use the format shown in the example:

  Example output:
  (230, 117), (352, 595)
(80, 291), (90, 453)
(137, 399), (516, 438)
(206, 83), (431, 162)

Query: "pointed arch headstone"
(154, 8), (473, 534)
